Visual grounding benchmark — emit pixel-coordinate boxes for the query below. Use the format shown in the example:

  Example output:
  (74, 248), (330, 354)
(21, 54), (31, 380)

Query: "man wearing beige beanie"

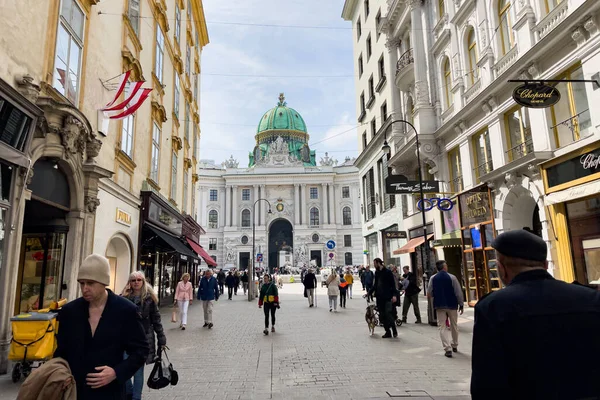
(54, 254), (149, 400)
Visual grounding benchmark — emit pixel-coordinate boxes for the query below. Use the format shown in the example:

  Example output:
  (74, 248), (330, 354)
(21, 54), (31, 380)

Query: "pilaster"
(232, 185), (238, 226)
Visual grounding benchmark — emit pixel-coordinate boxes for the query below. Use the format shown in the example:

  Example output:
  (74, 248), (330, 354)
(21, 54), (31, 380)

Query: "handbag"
(171, 302), (178, 323)
(147, 347), (178, 389)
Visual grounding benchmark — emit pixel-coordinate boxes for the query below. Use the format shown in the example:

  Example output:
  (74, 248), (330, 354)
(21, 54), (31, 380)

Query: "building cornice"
(99, 178), (141, 209)
(341, 0), (359, 20)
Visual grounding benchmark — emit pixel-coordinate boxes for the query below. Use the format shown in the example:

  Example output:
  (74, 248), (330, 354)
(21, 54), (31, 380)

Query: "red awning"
(393, 234), (434, 255)
(186, 238), (217, 267)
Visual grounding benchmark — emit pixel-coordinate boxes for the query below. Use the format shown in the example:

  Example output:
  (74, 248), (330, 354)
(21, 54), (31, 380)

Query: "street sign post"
(326, 240), (336, 250)
(256, 253), (263, 263)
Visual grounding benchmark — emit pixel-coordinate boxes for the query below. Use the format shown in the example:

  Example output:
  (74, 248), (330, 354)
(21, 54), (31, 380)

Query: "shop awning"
(186, 238), (218, 267)
(393, 234), (434, 255)
(545, 179), (600, 205)
(146, 225), (197, 260)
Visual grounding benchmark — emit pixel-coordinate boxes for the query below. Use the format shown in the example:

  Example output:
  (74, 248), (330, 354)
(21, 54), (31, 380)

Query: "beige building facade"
(0, 0), (208, 373)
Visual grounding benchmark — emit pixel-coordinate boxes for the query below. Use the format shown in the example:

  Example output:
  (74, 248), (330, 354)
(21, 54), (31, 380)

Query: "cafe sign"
(512, 83), (561, 108)
(458, 186), (492, 226)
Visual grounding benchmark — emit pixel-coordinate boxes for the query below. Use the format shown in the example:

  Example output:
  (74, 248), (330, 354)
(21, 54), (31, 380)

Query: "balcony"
(535, 0), (569, 40)
(506, 138), (534, 162)
(395, 48), (414, 90)
(550, 108), (592, 148)
(473, 160), (493, 181)
(464, 78), (482, 104)
(450, 175), (464, 193)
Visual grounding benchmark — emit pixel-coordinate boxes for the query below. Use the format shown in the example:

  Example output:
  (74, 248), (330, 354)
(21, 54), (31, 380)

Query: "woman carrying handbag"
(258, 274), (280, 335)
(174, 273), (193, 330)
(121, 271), (166, 400)
(326, 270), (340, 313)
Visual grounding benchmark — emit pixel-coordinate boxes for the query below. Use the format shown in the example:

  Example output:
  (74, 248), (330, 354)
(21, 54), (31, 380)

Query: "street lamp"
(250, 198), (272, 301)
(382, 119), (435, 325)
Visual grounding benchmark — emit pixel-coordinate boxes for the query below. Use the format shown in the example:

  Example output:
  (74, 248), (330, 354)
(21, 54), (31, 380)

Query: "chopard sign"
(546, 146), (600, 188)
(385, 177), (440, 194)
(581, 153), (600, 170)
(512, 83), (561, 108)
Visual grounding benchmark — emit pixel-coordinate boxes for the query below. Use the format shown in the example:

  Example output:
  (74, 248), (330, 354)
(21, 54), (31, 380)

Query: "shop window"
(548, 66), (591, 147)
(310, 187), (318, 199)
(155, 24), (165, 83)
(345, 252), (353, 265)
(343, 207), (352, 225)
(467, 28), (478, 86)
(121, 114), (134, 158)
(566, 197), (600, 284)
(242, 189), (250, 201)
(208, 210), (218, 228)
(211, 255), (217, 263)
(209, 189), (218, 201)
(505, 106), (533, 161)
(241, 209), (251, 227)
(344, 235), (352, 247)
(128, 0), (140, 36)
(209, 238), (217, 251)
(53, 0), (85, 104)
(174, 73), (180, 118)
(498, 0), (514, 56)
(310, 207), (320, 226)
(472, 128), (493, 181)
(150, 123), (160, 183)
(170, 151), (178, 200)
(174, 3), (181, 44)
(448, 147), (463, 193)
(342, 186), (350, 198)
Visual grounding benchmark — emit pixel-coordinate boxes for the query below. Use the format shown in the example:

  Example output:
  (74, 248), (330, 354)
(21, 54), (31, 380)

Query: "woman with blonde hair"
(174, 272), (193, 329)
(121, 270), (166, 400)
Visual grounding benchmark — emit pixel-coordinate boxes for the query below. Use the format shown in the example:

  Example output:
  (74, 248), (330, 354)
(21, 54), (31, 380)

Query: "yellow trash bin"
(9, 312), (58, 362)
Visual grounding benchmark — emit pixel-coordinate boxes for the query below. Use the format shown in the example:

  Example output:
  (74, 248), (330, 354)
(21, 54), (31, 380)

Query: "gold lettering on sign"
(116, 208), (132, 226)
(516, 88), (556, 104)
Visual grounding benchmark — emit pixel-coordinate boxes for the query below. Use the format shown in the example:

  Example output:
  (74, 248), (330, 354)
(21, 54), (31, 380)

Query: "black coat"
(403, 272), (421, 297)
(471, 269), (600, 400)
(55, 290), (149, 400)
(123, 294), (166, 364)
(225, 274), (236, 288)
(370, 267), (396, 302)
(303, 273), (317, 289)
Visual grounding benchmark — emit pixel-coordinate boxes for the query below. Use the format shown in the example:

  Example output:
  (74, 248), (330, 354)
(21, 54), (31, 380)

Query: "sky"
(199, 0), (358, 168)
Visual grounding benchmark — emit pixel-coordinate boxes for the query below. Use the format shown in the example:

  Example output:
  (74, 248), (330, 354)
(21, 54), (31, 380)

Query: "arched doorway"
(105, 234), (132, 293)
(508, 189), (542, 236)
(268, 219), (293, 273)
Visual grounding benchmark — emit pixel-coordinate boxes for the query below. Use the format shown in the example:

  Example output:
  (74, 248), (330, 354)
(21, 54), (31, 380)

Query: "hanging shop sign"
(512, 83), (561, 109)
(385, 175), (440, 194)
(383, 230), (407, 239)
(458, 186), (492, 226)
(417, 197), (453, 212)
(545, 145), (600, 189)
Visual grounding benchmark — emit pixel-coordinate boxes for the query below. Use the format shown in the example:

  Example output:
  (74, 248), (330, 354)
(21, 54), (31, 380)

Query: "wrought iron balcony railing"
(396, 48), (414, 75)
(506, 138), (533, 162)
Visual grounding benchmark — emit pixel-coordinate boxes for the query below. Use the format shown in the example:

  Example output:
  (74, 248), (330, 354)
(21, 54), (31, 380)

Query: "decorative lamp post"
(251, 198), (272, 301)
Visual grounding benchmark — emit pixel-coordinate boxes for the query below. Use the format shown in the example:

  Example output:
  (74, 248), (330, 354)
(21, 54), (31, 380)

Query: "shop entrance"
(15, 159), (70, 314)
(239, 252), (250, 271)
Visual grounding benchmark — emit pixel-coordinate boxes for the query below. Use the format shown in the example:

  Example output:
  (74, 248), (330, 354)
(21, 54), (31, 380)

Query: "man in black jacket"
(401, 266), (422, 324)
(303, 268), (317, 307)
(217, 269), (226, 294)
(55, 254), (149, 400)
(369, 258), (398, 338)
(471, 230), (600, 399)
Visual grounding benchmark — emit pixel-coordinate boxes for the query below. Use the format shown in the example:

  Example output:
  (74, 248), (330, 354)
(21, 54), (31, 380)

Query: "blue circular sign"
(326, 240), (336, 250)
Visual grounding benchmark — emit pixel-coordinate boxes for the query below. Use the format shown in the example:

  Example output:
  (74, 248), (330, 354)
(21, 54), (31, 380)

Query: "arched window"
(241, 209), (251, 227)
(498, 0), (513, 56)
(310, 207), (320, 226)
(443, 57), (452, 109)
(467, 28), (478, 85)
(208, 210), (218, 229)
(343, 207), (352, 225)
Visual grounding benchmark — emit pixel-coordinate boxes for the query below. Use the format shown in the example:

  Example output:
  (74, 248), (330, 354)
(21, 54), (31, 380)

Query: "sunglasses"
(130, 279), (143, 283)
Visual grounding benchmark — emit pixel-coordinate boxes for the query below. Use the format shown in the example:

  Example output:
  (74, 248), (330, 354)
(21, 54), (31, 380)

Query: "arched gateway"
(268, 219), (293, 273)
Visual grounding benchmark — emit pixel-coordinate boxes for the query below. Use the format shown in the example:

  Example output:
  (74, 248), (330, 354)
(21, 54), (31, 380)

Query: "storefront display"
(542, 141), (600, 285)
(457, 185), (498, 305)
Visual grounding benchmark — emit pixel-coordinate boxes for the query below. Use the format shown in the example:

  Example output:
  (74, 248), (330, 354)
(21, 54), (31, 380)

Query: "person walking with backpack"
(258, 274), (279, 335)
(339, 274), (348, 308)
(198, 269), (219, 329)
(121, 271), (166, 400)
(427, 260), (464, 357)
(325, 271), (340, 312)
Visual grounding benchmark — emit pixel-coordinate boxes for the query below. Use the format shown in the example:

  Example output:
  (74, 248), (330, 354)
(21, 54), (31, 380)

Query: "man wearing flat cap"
(471, 229), (600, 400)
(55, 254), (149, 399)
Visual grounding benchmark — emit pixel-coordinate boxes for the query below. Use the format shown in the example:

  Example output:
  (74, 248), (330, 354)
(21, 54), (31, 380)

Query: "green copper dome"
(256, 93), (307, 134)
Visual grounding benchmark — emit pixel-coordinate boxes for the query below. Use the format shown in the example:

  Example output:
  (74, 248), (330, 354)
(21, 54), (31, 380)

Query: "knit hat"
(77, 254), (111, 286)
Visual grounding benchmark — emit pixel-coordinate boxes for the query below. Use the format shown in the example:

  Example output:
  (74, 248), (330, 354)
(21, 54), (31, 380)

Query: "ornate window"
(242, 189), (250, 201)
(312, 233), (320, 243)
(208, 210), (218, 228)
(438, 0), (445, 19)
(209, 189), (218, 201)
(184, 102), (190, 142)
(448, 147), (463, 193)
(241, 235), (249, 245)
(155, 24), (165, 83)
(544, 0), (563, 15)
(342, 207), (352, 225)
(175, 3), (181, 43)
(504, 106), (533, 161)
(128, 0), (140, 35)
(467, 28), (478, 85)
(241, 209), (251, 227)
(472, 128), (493, 181)
(310, 207), (320, 226)
(150, 123), (160, 182)
(121, 114), (134, 158)
(185, 44), (191, 76)
(310, 187), (318, 199)
(209, 238), (217, 250)
(443, 57), (452, 109)
(174, 73), (180, 118)
(344, 235), (352, 247)
(498, 0), (513, 56)
(53, 0), (85, 103)
(342, 186), (350, 198)
(183, 170), (188, 212)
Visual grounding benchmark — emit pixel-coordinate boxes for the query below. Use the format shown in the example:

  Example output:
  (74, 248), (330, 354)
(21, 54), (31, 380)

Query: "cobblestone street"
(0, 282), (474, 400)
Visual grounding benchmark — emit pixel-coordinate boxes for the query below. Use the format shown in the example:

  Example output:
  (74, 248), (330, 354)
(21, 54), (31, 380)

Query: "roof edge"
(341, 0), (359, 20)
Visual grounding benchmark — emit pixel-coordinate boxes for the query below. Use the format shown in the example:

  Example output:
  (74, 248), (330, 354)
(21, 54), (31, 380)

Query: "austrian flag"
(101, 70), (152, 120)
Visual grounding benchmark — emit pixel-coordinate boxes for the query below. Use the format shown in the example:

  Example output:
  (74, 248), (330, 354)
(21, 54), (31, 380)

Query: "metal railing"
(450, 175), (464, 193)
(473, 160), (493, 179)
(396, 48), (414, 74)
(506, 138), (533, 161)
(550, 108), (591, 145)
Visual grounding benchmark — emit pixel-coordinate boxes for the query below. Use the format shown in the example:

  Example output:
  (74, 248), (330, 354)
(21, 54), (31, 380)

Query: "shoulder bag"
(147, 347), (179, 390)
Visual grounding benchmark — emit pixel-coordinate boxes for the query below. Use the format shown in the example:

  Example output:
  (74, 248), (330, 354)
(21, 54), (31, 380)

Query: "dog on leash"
(365, 304), (377, 336)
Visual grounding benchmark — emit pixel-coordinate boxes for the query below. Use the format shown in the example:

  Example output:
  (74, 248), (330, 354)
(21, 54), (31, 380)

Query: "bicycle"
(417, 197), (453, 212)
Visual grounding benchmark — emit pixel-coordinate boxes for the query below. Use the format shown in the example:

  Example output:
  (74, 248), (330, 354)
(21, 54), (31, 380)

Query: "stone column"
(328, 183), (336, 225)
(300, 184), (306, 225)
(224, 186), (230, 227)
(253, 184), (259, 225)
(321, 183), (328, 226)
(294, 184), (300, 225)
(260, 184), (266, 226)
(232, 185), (238, 226)
(385, 37), (403, 135)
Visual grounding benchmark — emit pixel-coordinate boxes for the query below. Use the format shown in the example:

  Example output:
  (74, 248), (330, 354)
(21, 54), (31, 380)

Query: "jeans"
(124, 354), (144, 400)
(263, 303), (276, 328)
(328, 296), (338, 311)
(243, 282), (248, 294)
(228, 287), (233, 299)
(340, 291), (347, 308)
(178, 299), (189, 326)
(365, 285), (373, 301)
(348, 284), (353, 298)
(219, 283), (224, 294)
